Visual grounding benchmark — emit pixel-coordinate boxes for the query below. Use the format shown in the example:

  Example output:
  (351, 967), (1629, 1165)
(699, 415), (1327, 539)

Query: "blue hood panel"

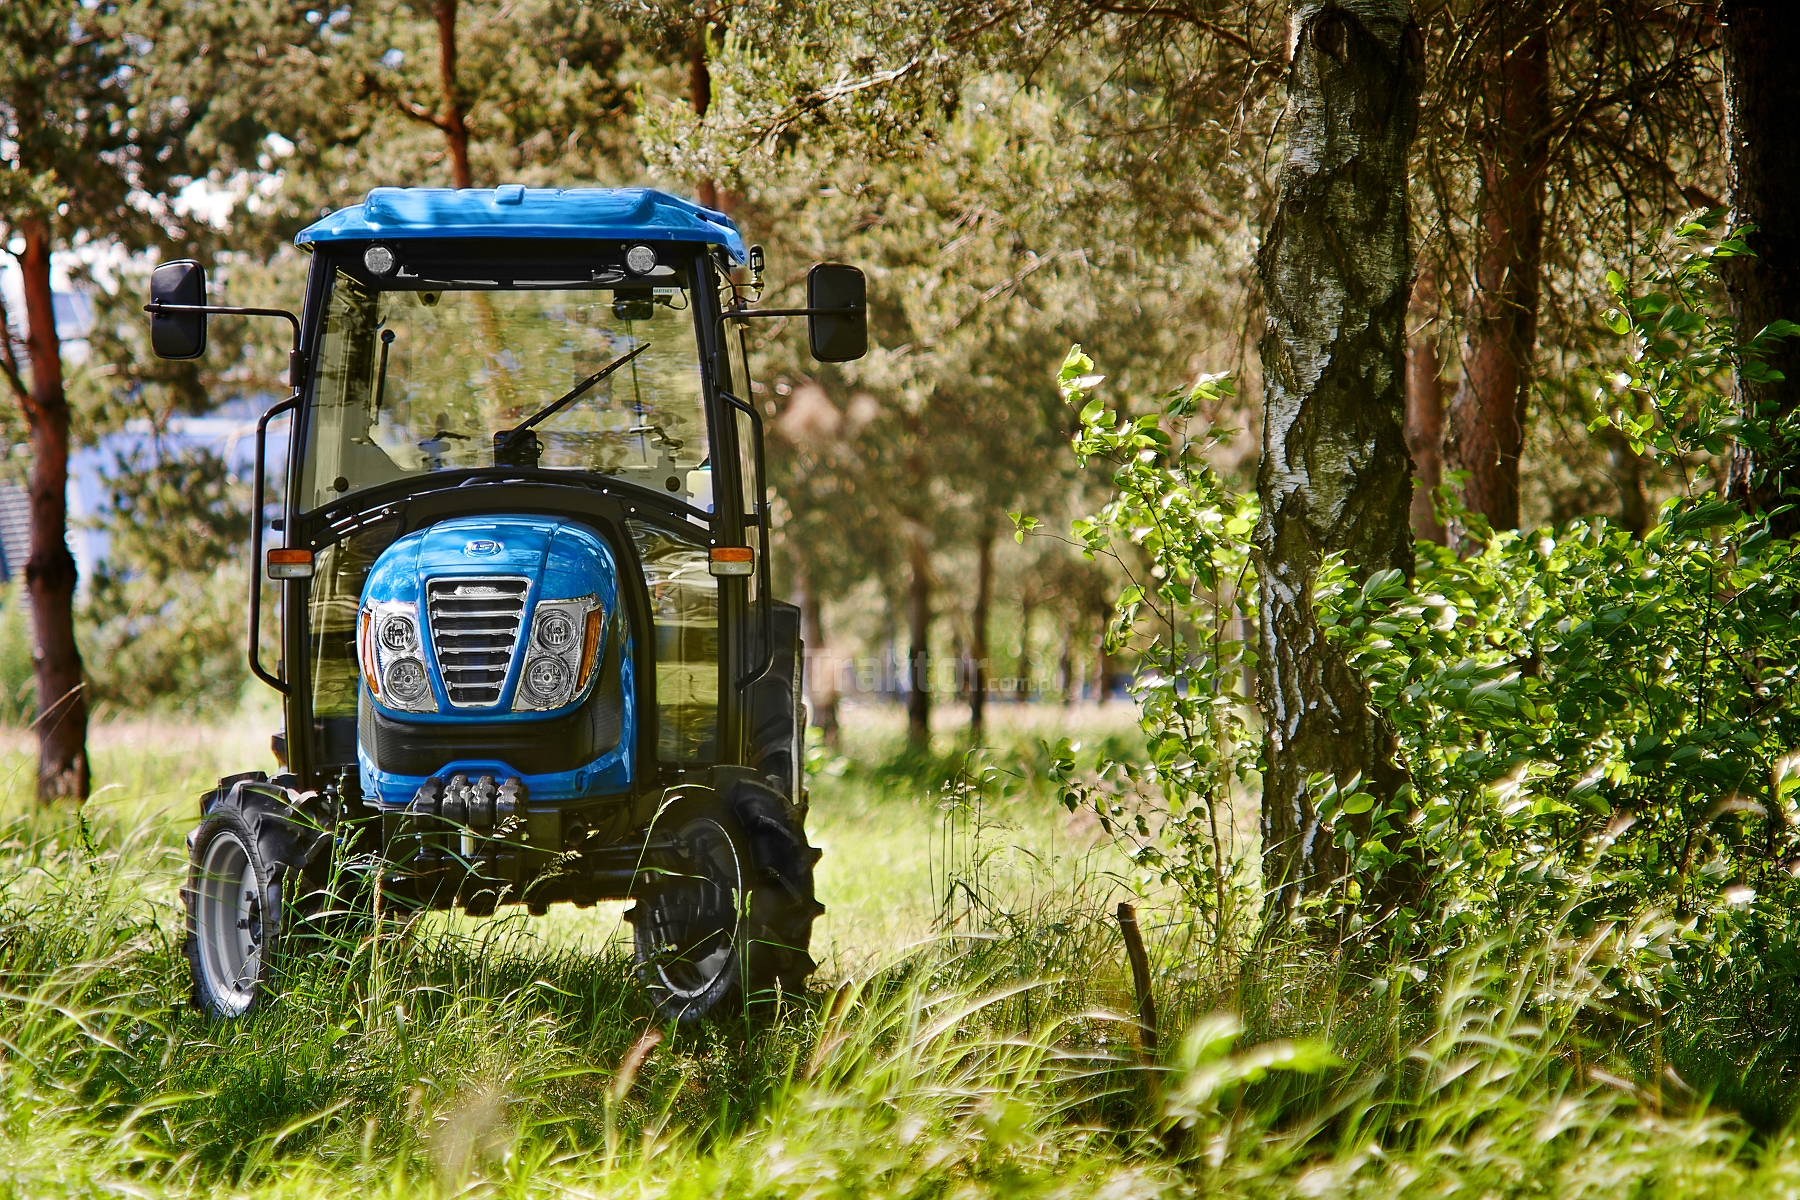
(364, 517), (593, 605)
(357, 515), (635, 805)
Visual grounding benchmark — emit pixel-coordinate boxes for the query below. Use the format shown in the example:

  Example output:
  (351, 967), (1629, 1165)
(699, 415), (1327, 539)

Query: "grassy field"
(4, 702), (1800, 1197)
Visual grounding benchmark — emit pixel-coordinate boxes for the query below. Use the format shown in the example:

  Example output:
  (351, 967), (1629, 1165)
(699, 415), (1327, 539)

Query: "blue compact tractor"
(147, 187), (865, 1023)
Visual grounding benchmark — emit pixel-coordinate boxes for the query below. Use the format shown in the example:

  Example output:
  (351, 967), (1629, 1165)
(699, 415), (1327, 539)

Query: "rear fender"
(709, 766), (810, 900)
(206, 778), (334, 874)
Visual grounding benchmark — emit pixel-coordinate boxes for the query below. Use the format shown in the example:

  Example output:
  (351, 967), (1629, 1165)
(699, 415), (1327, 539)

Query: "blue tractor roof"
(294, 186), (746, 264)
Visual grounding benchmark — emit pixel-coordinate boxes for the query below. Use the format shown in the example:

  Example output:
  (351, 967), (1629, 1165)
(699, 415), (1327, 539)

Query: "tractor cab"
(149, 187), (865, 1023)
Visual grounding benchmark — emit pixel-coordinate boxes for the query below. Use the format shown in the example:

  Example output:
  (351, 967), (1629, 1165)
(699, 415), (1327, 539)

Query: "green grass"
(4, 703), (1800, 1197)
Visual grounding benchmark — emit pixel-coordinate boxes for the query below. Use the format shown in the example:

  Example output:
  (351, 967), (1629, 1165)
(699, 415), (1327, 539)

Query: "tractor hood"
(358, 515), (621, 719)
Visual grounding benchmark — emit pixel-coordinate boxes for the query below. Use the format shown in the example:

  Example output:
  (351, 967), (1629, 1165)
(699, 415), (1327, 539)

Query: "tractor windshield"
(299, 267), (709, 511)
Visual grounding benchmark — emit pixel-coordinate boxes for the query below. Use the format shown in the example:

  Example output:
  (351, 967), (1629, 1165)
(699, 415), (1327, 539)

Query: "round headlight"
(523, 656), (569, 701)
(624, 244), (657, 275)
(363, 245), (397, 275)
(384, 657), (429, 703)
(536, 610), (576, 653)
(379, 614), (416, 652)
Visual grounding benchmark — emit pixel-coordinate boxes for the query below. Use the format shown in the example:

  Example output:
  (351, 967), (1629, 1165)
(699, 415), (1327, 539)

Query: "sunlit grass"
(3, 703), (1800, 1197)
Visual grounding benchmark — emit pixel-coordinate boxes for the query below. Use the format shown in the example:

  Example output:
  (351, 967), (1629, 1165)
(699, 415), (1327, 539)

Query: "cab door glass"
(309, 522), (400, 719)
(734, 405), (763, 601)
(628, 519), (719, 762)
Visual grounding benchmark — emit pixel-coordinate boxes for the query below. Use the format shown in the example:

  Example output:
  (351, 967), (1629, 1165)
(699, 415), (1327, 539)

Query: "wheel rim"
(196, 831), (265, 1016)
(642, 818), (743, 1000)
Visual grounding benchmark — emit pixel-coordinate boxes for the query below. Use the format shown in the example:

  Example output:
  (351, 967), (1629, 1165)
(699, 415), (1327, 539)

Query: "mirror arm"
(717, 304), (865, 332)
(144, 302), (305, 386)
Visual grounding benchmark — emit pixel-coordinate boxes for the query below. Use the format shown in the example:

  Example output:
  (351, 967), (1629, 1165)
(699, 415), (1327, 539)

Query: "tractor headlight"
(379, 613), (417, 653)
(535, 609), (577, 654)
(359, 599), (435, 713)
(384, 657), (430, 703)
(523, 656), (568, 700)
(624, 243), (657, 275)
(514, 595), (602, 712)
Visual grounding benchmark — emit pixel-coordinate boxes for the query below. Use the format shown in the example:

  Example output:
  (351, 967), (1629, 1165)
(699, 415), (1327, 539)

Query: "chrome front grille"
(425, 577), (529, 708)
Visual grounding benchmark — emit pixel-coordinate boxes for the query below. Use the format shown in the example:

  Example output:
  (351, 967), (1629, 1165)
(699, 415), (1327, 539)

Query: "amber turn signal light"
(708, 545), (754, 576)
(577, 606), (604, 689)
(267, 547), (315, 579)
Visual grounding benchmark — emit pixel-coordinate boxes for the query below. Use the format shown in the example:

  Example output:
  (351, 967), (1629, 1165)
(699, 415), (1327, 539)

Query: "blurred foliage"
(79, 448), (252, 717)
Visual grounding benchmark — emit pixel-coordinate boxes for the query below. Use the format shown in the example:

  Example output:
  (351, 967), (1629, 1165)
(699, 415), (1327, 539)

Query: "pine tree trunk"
(905, 523), (931, 749)
(1443, 1), (1549, 533)
(1607, 429), (1652, 536)
(1254, 0), (1421, 916)
(1093, 601), (1111, 706)
(1721, 1), (1800, 531)
(17, 220), (89, 803)
(1406, 269), (1447, 544)
(1059, 630), (1073, 708)
(690, 4), (719, 210)
(435, 0), (473, 189)
(796, 561), (839, 748)
(1015, 593), (1033, 702)
(970, 531), (993, 735)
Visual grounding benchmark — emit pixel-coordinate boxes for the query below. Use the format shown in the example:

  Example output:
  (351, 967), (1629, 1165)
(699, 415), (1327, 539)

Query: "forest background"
(14, 1), (1800, 1194)
(2, 0), (1757, 767)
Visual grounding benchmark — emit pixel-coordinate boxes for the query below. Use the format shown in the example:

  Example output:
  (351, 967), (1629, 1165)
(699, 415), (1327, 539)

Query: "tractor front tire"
(181, 780), (338, 1017)
(628, 790), (820, 1025)
(183, 804), (283, 1018)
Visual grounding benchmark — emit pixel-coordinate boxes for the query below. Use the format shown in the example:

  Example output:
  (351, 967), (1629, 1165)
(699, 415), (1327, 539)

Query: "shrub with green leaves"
(1315, 221), (1800, 993)
(1058, 220), (1800, 1000)
(1034, 347), (1263, 941)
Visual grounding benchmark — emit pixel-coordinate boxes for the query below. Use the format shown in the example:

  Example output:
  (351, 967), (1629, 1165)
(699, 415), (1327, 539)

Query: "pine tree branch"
(0, 286), (33, 408)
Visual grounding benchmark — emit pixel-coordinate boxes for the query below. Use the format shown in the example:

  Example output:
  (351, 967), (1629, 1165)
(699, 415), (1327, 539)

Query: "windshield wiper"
(494, 341), (651, 456)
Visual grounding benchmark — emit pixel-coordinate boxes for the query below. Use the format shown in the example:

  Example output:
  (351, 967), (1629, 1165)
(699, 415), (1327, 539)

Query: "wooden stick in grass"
(1117, 902), (1158, 1058)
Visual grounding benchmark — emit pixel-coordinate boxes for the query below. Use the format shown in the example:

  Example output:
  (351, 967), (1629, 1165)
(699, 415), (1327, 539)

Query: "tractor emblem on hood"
(463, 539), (504, 556)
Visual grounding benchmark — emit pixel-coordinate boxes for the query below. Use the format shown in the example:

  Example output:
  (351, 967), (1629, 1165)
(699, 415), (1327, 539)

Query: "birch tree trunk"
(1255, 0), (1421, 918)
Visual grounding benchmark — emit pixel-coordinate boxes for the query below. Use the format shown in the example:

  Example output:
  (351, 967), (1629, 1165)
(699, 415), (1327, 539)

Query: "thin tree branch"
(1088, 4), (1258, 54)
(0, 289), (33, 407)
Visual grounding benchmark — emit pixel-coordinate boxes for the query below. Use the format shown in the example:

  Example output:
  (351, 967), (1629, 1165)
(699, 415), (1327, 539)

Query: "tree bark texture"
(795, 560), (839, 748)
(18, 221), (90, 803)
(970, 531), (993, 735)
(1093, 603), (1112, 705)
(1015, 593), (1033, 701)
(690, 4), (720, 211)
(1406, 269), (1447, 544)
(905, 523), (931, 749)
(435, 0), (473, 189)
(1721, 1), (1800, 532)
(1254, 0), (1420, 916)
(1444, 0), (1549, 533)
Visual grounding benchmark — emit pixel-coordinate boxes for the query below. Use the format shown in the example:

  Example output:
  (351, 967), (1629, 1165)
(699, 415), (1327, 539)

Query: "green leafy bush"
(1037, 347), (1263, 941)
(1313, 221), (1800, 997)
(1059, 220), (1800, 1003)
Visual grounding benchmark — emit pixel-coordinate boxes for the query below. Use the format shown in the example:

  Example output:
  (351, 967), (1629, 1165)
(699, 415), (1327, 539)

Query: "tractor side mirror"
(807, 263), (867, 362)
(149, 260), (208, 359)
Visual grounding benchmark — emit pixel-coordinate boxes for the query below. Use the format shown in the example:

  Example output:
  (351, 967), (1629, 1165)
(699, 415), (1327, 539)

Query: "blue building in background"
(0, 280), (289, 592)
